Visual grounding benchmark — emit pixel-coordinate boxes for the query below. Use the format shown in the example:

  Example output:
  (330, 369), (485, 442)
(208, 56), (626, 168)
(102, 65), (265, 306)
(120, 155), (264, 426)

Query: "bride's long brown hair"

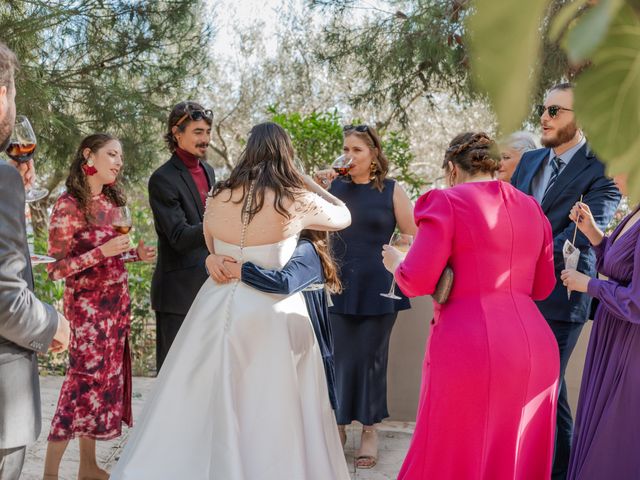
(211, 122), (305, 222)
(300, 230), (342, 294)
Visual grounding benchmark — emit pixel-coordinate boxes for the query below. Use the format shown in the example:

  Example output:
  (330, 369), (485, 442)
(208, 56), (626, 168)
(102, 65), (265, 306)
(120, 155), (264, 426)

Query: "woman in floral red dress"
(43, 133), (156, 480)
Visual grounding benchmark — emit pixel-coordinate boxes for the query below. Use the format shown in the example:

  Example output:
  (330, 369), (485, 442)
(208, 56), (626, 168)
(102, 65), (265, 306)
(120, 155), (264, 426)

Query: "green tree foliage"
(1, 0), (213, 232)
(468, 0), (640, 202)
(312, 0), (571, 128)
(269, 107), (344, 172)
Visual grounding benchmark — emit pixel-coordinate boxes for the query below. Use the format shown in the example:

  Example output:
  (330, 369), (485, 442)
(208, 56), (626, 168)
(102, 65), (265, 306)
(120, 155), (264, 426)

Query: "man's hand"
(136, 239), (157, 263)
(49, 313), (70, 353)
(8, 159), (35, 189)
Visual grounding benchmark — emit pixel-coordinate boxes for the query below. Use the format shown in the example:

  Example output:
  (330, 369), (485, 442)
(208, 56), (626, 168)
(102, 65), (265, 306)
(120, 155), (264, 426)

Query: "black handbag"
(432, 266), (454, 304)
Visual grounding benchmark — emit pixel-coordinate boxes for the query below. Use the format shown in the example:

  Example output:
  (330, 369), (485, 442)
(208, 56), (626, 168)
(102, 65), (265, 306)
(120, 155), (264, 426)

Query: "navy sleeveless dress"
(329, 177), (410, 425)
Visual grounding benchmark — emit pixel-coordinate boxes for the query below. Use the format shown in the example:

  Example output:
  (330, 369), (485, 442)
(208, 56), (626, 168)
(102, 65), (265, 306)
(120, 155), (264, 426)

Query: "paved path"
(21, 376), (413, 480)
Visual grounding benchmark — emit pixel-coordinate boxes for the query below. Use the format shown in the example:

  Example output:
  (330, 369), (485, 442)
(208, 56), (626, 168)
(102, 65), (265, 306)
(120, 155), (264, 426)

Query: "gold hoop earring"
(369, 162), (377, 181)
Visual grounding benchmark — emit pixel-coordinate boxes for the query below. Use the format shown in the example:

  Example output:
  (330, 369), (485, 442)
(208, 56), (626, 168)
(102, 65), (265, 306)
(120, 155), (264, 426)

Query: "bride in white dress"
(110, 123), (352, 480)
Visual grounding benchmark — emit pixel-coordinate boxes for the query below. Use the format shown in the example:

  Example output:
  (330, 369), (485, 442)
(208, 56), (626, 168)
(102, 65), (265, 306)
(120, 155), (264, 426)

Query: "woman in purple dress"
(561, 173), (640, 479)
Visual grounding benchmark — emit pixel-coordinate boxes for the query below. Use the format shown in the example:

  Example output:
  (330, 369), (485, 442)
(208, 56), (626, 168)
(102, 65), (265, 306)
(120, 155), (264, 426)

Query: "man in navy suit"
(511, 83), (621, 479)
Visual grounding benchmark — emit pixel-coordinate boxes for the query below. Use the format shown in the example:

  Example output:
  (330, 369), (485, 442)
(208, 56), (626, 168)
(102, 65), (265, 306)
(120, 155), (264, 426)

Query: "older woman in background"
(498, 131), (538, 182)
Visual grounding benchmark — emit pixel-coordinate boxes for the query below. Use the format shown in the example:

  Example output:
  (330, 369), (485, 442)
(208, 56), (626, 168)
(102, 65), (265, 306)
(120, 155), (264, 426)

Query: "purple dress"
(567, 208), (640, 479)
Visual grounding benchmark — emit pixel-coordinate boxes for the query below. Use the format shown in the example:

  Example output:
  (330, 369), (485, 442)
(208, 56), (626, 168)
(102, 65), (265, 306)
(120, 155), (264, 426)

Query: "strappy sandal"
(355, 427), (378, 469)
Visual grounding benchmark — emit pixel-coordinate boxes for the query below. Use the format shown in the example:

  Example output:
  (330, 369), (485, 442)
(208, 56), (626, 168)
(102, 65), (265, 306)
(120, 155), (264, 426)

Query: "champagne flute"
(112, 206), (136, 261)
(380, 233), (413, 299)
(6, 116), (49, 202)
(331, 154), (353, 176)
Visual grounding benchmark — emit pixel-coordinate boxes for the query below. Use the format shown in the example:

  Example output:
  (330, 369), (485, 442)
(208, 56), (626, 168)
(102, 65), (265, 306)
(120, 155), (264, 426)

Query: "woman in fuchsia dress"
(383, 132), (559, 479)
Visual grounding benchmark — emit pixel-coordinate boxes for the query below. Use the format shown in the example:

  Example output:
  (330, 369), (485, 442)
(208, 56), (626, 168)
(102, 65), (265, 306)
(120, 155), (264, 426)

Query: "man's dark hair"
(164, 101), (211, 153)
(549, 82), (574, 92)
(0, 41), (18, 90)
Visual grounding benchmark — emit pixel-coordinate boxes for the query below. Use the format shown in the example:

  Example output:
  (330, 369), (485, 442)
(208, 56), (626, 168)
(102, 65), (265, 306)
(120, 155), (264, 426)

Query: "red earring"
(82, 159), (97, 176)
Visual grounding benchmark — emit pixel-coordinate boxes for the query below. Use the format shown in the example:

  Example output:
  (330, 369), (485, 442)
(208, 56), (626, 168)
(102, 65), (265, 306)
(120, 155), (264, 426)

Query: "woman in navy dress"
(314, 124), (416, 468)
(233, 230), (340, 410)
(562, 173), (640, 479)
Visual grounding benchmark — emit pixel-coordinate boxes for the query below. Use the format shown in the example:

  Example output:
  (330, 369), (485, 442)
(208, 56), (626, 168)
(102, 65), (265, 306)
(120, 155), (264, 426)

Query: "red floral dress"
(47, 192), (138, 441)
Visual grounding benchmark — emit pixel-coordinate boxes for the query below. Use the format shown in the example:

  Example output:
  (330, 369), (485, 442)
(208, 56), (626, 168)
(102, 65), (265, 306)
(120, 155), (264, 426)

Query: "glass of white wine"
(380, 232), (413, 299)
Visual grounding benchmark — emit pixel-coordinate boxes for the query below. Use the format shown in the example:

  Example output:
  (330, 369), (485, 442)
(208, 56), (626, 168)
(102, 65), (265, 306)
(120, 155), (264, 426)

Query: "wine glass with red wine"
(6, 116), (49, 202)
(112, 206), (136, 261)
(331, 154), (353, 176)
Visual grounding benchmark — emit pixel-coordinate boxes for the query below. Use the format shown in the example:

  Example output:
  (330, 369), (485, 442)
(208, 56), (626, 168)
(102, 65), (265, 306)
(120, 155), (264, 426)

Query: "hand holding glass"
(112, 207), (136, 260)
(380, 233), (413, 299)
(6, 116), (48, 202)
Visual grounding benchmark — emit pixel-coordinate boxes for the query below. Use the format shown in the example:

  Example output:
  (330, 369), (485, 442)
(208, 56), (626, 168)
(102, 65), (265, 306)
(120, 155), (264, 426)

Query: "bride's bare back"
(204, 186), (350, 250)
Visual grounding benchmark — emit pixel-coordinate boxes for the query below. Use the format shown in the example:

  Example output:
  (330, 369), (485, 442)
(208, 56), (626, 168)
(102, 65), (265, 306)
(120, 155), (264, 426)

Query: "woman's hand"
(312, 169), (337, 189)
(569, 202), (603, 245)
(99, 235), (132, 257)
(560, 269), (590, 293)
(382, 244), (404, 274)
(206, 254), (237, 284)
(136, 239), (157, 263)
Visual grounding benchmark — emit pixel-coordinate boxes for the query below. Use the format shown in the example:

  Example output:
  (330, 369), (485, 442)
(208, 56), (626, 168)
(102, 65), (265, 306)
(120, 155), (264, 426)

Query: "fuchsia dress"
(395, 181), (559, 479)
(47, 193), (137, 441)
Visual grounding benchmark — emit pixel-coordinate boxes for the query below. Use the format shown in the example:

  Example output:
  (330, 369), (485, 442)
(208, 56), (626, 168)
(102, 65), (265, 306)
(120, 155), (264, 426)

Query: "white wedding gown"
(110, 234), (351, 480)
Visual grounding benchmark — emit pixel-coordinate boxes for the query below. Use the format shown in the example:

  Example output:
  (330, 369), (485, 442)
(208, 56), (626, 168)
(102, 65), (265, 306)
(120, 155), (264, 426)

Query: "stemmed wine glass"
(331, 154), (353, 176)
(294, 157), (306, 175)
(112, 206), (136, 261)
(6, 115), (49, 203)
(380, 233), (413, 299)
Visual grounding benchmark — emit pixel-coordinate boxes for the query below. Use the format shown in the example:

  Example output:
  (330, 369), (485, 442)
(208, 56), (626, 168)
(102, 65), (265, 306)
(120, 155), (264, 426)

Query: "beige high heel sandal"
(355, 427), (378, 469)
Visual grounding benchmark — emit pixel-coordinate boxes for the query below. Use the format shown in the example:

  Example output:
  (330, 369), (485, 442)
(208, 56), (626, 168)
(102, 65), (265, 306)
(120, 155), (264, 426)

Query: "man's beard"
(0, 116), (13, 152)
(541, 121), (578, 148)
(196, 143), (208, 159)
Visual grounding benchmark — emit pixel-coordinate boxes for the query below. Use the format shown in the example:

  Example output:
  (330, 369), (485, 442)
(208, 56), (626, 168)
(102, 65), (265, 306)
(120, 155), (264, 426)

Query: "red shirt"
(175, 147), (210, 206)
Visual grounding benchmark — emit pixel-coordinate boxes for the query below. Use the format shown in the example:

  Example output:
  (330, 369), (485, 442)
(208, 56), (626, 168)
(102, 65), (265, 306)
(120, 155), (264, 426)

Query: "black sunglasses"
(343, 124), (369, 133)
(535, 104), (573, 118)
(175, 106), (213, 127)
(343, 124), (376, 143)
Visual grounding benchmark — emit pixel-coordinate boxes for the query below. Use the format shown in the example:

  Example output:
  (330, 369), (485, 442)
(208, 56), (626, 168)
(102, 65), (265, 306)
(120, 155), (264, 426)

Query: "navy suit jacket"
(511, 144), (620, 323)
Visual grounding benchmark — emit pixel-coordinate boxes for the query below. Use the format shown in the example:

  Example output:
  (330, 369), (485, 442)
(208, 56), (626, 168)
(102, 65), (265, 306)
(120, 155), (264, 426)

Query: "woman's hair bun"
(443, 132), (500, 175)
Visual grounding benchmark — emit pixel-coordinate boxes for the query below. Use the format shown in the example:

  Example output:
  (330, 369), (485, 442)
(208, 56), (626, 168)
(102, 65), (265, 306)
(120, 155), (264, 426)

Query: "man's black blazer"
(511, 144), (620, 323)
(149, 153), (215, 315)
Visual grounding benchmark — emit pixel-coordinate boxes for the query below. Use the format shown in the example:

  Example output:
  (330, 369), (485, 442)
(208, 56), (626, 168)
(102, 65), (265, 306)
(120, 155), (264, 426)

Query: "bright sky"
(207, 0), (391, 60)
(208, 0), (305, 60)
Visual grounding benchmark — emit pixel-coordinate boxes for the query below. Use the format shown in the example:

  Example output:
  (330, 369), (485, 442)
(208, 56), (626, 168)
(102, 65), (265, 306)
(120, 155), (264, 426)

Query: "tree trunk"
(30, 172), (64, 237)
